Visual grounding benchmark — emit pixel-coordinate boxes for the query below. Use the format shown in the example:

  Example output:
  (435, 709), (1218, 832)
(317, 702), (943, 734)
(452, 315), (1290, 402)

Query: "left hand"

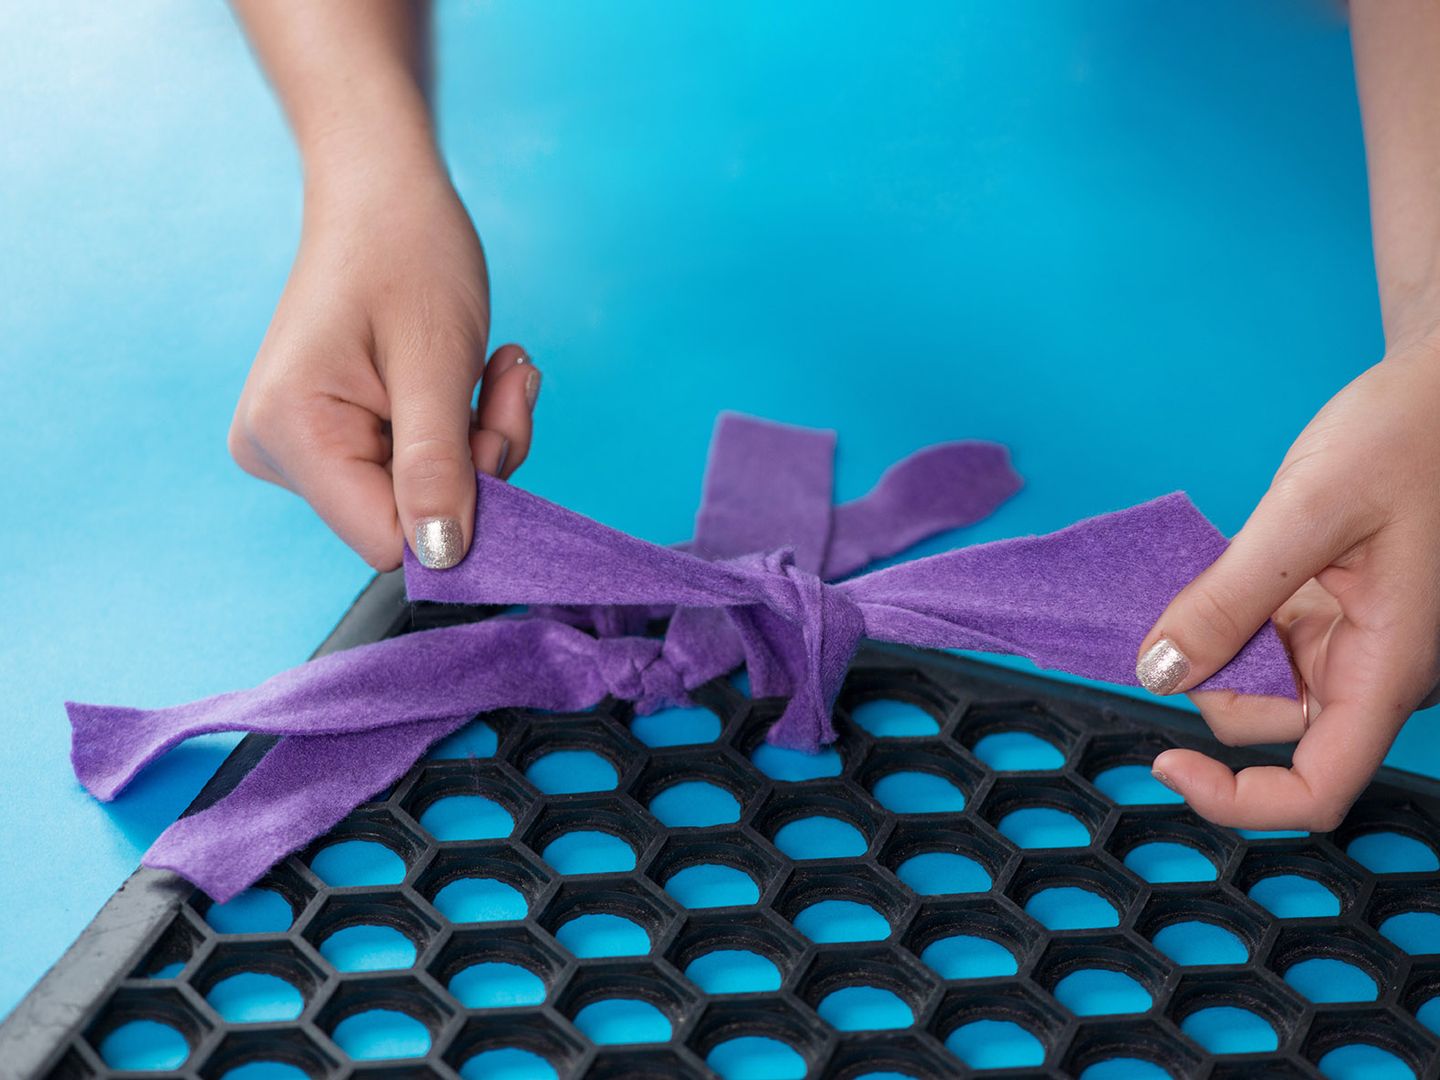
(1135, 333), (1440, 832)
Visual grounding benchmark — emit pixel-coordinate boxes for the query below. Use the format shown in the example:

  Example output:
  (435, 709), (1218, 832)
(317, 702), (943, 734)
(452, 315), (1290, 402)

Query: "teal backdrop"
(2, 0), (1428, 1017)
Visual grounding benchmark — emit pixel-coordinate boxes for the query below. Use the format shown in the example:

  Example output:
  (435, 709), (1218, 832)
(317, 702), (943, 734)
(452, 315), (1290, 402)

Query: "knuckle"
(1307, 804), (1347, 834)
(395, 437), (470, 489)
(1185, 582), (1248, 646)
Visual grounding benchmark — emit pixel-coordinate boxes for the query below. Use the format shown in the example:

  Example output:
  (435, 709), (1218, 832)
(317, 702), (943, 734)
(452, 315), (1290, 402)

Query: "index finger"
(1151, 693), (1410, 833)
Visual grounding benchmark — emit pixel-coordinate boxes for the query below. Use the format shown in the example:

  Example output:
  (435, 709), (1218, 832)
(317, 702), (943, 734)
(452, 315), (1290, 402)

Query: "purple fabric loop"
(66, 413), (1294, 902)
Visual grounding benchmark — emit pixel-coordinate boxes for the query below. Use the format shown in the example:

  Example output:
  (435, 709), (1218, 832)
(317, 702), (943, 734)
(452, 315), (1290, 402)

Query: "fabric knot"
(593, 635), (686, 709)
(727, 549), (867, 753)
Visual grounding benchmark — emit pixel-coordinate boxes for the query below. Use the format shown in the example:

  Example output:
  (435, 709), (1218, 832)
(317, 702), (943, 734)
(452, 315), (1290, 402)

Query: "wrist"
(302, 124), (448, 216)
(297, 87), (442, 204)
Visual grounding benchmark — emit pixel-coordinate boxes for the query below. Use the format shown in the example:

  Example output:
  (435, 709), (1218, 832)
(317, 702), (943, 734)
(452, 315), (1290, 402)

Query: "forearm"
(230, 0), (439, 193)
(1352, 0), (1440, 348)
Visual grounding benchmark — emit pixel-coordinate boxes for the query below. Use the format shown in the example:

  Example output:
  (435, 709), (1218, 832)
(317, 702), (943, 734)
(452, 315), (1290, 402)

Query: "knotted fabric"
(66, 414), (1296, 901)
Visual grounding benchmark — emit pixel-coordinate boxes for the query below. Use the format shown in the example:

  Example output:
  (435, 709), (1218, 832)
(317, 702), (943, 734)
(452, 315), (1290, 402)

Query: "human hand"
(228, 154), (539, 571)
(1134, 336), (1440, 832)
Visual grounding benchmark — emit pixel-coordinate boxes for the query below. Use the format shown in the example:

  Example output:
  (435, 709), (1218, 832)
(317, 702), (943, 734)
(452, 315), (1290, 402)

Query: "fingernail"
(1136, 638), (1190, 695)
(414, 517), (464, 569)
(1151, 767), (1178, 792)
(495, 437), (511, 478)
(525, 368), (541, 410)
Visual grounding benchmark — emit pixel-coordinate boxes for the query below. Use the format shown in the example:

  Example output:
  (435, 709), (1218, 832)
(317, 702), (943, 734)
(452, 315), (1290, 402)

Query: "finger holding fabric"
(1140, 352), (1440, 831)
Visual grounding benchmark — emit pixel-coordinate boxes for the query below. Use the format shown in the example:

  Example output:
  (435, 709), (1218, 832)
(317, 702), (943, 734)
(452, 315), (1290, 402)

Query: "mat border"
(0, 572), (410, 1079)
(7, 571), (1440, 1078)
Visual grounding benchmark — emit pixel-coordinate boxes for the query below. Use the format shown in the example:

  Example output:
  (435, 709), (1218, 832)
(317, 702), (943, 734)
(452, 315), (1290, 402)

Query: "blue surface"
(319, 924), (418, 973)
(684, 949), (782, 994)
(5, 0), (1438, 1020)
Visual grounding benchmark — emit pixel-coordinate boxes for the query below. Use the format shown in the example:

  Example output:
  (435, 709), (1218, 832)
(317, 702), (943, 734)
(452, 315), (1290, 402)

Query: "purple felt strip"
(692, 412), (837, 570)
(842, 492), (1297, 699)
(823, 440), (1023, 579)
(65, 415), (1296, 903)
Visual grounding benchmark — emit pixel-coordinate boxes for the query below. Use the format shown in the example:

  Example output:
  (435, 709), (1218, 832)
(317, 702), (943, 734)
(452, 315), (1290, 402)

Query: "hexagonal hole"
(1007, 853), (1139, 932)
(734, 709), (850, 783)
(522, 795), (657, 877)
(539, 877), (680, 959)
(197, 1028), (340, 1080)
(824, 1032), (959, 1080)
(1061, 1017), (1203, 1079)
(625, 698), (728, 748)
(443, 1011), (588, 1080)
(1167, 971), (1303, 1056)
(85, 986), (212, 1073)
(879, 819), (1010, 898)
(398, 763), (530, 845)
(1402, 958), (1440, 1035)
(955, 700), (1079, 771)
(688, 996), (832, 1079)
(798, 945), (939, 1032)
(511, 718), (640, 796)
(646, 831), (783, 911)
(1108, 810), (1235, 885)
(424, 715), (500, 762)
(1134, 888), (1268, 968)
(1079, 730), (1182, 807)
(302, 889), (439, 974)
(1334, 801), (1440, 875)
(836, 668), (954, 740)
(775, 864), (912, 945)
(1032, 935), (1168, 1018)
(932, 980), (1066, 1070)
(630, 750), (761, 830)
(980, 775), (1109, 851)
(193, 859), (315, 935)
(1268, 924), (1395, 1005)
(413, 843), (552, 926)
(427, 925), (568, 1009)
(131, 909), (208, 980)
(304, 805), (429, 887)
(1370, 880), (1440, 956)
(752, 781), (883, 863)
(857, 743), (981, 816)
(1301, 1007), (1433, 1079)
(1233, 842), (1363, 919)
(191, 939), (327, 1023)
(666, 909), (805, 994)
(902, 896), (1033, 980)
(556, 960), (700, 1047)
(314, 974), (453, 1062)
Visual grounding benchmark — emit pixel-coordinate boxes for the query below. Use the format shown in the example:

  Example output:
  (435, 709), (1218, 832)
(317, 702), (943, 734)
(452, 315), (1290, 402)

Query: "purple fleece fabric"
(67, 414), (1294, 901)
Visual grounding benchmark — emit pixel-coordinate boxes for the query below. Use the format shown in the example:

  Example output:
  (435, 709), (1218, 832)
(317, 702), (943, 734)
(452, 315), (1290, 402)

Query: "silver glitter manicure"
(415, 517), (464, 570)
(1136, 638), (1190, 695)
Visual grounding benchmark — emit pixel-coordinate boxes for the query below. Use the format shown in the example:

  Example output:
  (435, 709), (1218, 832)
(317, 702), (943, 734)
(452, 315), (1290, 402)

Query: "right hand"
(229, 154), (539, 571)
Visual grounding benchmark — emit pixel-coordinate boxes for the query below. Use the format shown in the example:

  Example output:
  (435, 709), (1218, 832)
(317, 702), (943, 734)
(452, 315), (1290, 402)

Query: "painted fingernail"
(1151, 768), (1178, 792)
(414, 517), (464, 569)
(1136, 638), (1190, 695)
(525, 368), (541, 410)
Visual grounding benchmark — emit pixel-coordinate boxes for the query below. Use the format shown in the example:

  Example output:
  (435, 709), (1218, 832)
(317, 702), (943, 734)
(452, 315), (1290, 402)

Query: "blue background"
(2, 0), (1431, 1019)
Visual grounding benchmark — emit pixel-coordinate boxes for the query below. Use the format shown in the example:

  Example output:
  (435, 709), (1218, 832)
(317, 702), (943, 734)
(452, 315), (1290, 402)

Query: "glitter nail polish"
(1136, 638), (1189, 695)
(415, 517), (464, 570)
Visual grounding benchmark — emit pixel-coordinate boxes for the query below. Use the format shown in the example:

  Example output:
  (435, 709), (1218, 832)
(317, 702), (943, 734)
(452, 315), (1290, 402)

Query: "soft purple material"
(66, 413), (1295, 901)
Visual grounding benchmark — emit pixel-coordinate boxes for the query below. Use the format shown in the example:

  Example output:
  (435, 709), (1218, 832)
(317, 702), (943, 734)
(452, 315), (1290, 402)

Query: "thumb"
(387, 346), (483, 570)
(1135, 483), (1359, 695)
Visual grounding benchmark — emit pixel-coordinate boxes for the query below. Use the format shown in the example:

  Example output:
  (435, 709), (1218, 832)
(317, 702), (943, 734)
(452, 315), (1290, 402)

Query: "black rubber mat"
(10, 573), (1440, 1079)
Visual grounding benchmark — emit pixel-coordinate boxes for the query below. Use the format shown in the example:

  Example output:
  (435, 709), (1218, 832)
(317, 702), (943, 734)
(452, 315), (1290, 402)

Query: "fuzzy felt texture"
(68, 413), (1293, 900)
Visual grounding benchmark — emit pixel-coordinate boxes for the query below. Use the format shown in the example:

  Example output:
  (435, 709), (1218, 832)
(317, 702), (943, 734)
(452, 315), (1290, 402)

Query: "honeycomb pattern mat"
(38, 633), (1440, 1080)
